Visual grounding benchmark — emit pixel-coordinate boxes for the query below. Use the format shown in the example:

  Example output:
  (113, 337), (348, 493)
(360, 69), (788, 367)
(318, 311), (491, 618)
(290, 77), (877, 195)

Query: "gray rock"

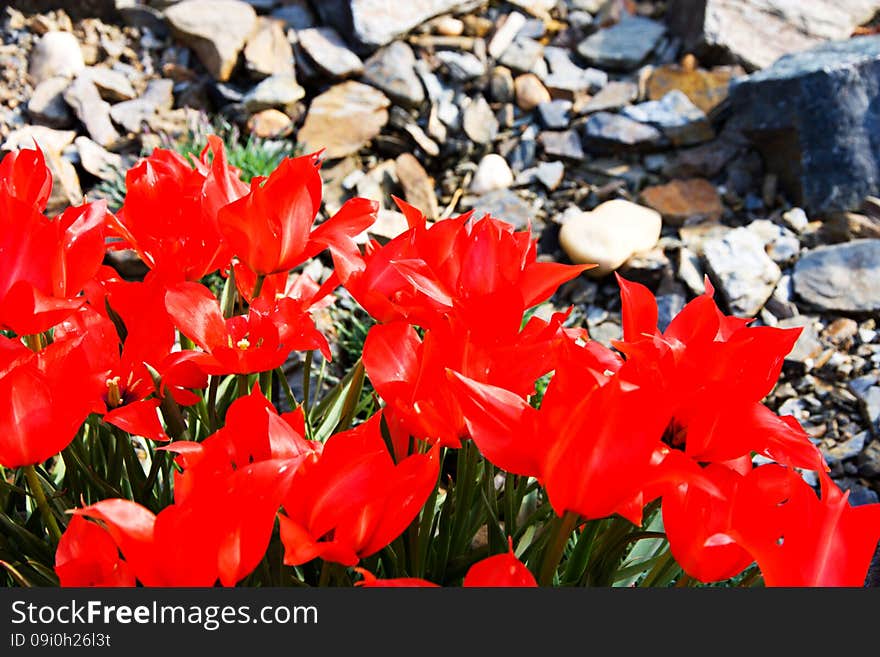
(778, 315), (824, 374)
(746, 220), (800, 266)
(464, 189), (533, 230)
(849, 375), (880, 434)
(539, 130), (585, 160)
(666, 0), (879, 71)
(498, 37), (544, 74)
(470, 153), (514, 194)
(298, 27), (364, 79)
(535, 161), (565, 191)
(702, 227), (782, 316)
(793, 239), (880, 314)
(858, 439), (880, 477)
(109, 79), (174, 133)
(537, 99), (572, 130)
(9, 0), (119, 21)
(507, 137), (537, 172)
(164, 0), (258, 82)
(488, 11), (527, 59)
(729, 36), (880, 215)
(362, 41), (425, 107)
(462, 95), (498, 145)
(271, 1), (317, 30)
(656, 293), (687, 333)
(823, 431), (869, 466)
(314, 0), (477, 51)
(435, 50), (486, 81)
(576, 15), (666, 71)
(28, 31), (85, 84)
(620, 90), (713, 146)
(63, 75), (120, 148)
(582, 112), (665, 152)
(82, 67), (137, 102)
(2, 125), (77, 154)
(242, 74), (306, 112)
(581, 80), (638, 113)
(542, 46), (607, 95)
(27, 77), (73, 128)
(836, 479), (879, 506)
(74, 136), (122, 182)
(489, 66), (515, 103)
(243, 17), (295, 79)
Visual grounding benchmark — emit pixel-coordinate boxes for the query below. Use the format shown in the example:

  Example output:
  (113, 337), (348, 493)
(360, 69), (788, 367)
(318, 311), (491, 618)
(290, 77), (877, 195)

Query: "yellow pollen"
(106, 376), (122, 408)
(236, 338), (251, 350)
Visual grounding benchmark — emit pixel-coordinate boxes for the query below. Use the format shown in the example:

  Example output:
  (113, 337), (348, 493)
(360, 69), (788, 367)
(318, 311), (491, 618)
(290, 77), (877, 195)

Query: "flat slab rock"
(729, 35), (880, 215)
(793, 239), (880, 314)
(666, 0), (878, 71)
(314, 0), (479, 51)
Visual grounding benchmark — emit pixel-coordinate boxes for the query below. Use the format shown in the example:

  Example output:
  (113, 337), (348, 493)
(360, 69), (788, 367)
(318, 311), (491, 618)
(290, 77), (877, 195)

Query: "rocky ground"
(2, 0), (880, 505)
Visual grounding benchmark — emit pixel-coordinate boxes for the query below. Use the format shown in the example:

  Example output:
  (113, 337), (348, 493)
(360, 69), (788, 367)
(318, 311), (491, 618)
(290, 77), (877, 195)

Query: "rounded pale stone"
(470, 153), (514, 194)
(559, 199), (662, 277)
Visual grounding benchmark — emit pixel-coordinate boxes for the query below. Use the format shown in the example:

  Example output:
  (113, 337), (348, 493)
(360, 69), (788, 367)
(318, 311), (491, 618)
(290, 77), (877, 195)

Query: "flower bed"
(2, 140), (879, 588)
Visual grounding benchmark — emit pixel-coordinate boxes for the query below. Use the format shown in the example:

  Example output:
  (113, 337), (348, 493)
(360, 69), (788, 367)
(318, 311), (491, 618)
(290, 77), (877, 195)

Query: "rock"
(538, 130), (585, 160)
(782, 207), (809, 234)
(823, 431), (869, 466)
(164, 0), (258, 82)
(576, 15), (666, 71)
(514, 74), (551, 111)
(581, 80), (638, 113)
(470, 153), (514, 194)
(535, 161), (565, 191)
(677, 246), (706, 296)
(702, 227), (782, 316)
(27, 77), (73, 128)
(82, 67), (137, 102)
(362, 41), (425, 108)
(44, 150), (83, 215)
(488, 11), (527, 59)
(462, 95), (498, 145)
(489, 66), (515, 103)
(778, 315), (824, 374)
(582, 112), (665, 152)
(9, 0), (119, 22)
(298, 81), (390, 159)
(28, 31), (85, 84)
(464, 189), (533, 230)
(728, 36), (880, 215)
(368, 209), (411, 242)
(435, 50), (486, 81)
(498, 37), (545, 74)
(63, 75), (120, 148)
(821, 212), (880, 243)
(314, 0), (475, 51)
(74, 136), (122, 181)
(647, 60), (741, 114)
(395, 153), (439, 220)
(793, 239), (880, 314)
(537, 100), (572, 130)
(109, 79), (175, 134)
(542, 47), (607, 96)
(271, 1), (317, 30)
(747, 219), (800, 265)
(2, 125), (76, 154)
(298, 27), (364, 79)
(242, 74), (306, 112)
(858, 439), (880, 477)
(666, 0), (878, 71)
(559, 199), (662, 277)
(243, 17), (295, 78)
(246, 108), (294, 138)
(621, 90), (714, 146)
(432, 15), (465, 36)
(640, 178), (723, 226)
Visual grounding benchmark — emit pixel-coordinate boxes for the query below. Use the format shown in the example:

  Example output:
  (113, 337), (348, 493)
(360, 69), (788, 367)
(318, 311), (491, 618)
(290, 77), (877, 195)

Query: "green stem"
(23, 466), (62, 544)
(206, 375), (220, 432)
(302, 351), (313, 414)
(251, 274), (266, 300)
(538, 511), (579, 587)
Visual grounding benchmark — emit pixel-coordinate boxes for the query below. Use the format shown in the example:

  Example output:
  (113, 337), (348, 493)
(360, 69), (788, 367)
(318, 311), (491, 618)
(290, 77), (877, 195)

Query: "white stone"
(470, 154), (514, 195)
(558, 199), (662, 277)
(28, 32), (85, 84)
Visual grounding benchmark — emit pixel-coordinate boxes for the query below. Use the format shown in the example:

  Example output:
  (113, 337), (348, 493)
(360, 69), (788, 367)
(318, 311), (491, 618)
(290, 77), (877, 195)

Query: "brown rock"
(514, 73), (551, 111)
(640, 178), (723, 226)
(45, 151), (82, 215)
(243, 17), (295, 79)
(395, 153), (439, 220)
(297, 81), (390, 159)
(647, 60), (742, 114)
(63, 75), (121, 148)
(246, 109), (294, 138)
(164, 0), (258, 82)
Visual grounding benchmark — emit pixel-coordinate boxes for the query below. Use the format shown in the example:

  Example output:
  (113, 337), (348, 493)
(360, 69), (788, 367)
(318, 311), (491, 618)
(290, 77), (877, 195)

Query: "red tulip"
(279, 413), (440, 567)
(55, 516), (136, 587)
(463, 538), (537, 587)
(109, 136), (248, 282)
(730, 467), (880, 586)
(0, 145), (52, 210)
(354, 568), (440, 588)
(217, 153), (376, 276)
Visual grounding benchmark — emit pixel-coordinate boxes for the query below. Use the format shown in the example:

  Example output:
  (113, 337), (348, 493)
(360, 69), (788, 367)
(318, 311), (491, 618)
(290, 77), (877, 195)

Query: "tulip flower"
(54, 516), (136, 587)
(278, 413), (440, 567)
(0, 144), (52, 210)
(108, 136), (248, 282)
(217, 154), (376, 276)
(463, 538), (537, 587)
(354, 568), (440, 587)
